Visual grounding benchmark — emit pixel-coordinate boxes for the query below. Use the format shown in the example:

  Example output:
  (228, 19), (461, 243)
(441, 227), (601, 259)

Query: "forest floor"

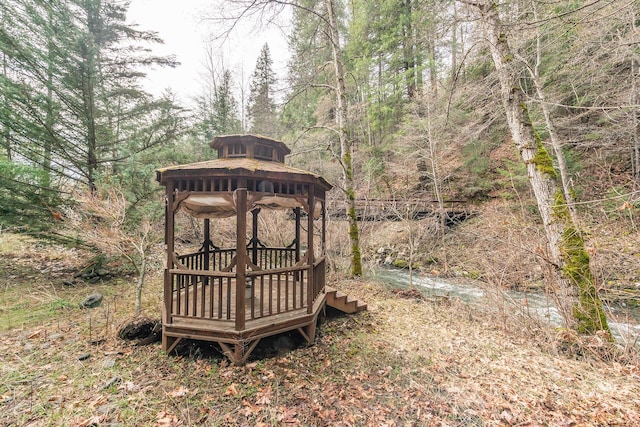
(1, 233), (640, 426)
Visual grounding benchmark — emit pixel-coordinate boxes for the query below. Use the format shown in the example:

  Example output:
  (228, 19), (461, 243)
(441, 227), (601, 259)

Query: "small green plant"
(49, 299), (71, 311)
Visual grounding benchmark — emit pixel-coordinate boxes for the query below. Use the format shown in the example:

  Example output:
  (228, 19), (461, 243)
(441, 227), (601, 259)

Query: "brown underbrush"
(1, 233), (640, 426)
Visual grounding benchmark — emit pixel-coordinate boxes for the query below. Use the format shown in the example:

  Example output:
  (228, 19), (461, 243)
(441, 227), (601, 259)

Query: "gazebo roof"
(156, 157), (332, 190)
(157, 134), (331, 190)
(155, 135), (332, 218)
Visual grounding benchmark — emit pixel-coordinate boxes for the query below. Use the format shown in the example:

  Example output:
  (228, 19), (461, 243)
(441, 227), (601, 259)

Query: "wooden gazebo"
(156, 135), (364, 365)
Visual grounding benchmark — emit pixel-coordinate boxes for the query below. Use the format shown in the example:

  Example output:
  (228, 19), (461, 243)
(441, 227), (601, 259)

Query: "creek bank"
(370, 267), (640, 342)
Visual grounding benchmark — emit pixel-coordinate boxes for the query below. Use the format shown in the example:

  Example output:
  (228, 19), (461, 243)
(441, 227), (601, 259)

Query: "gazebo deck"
(162, 246), (328, 363)
(165, 292), (326, 342)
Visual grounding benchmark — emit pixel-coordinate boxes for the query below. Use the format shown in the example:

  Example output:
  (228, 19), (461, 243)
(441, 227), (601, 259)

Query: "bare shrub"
(65, 188), (162, 316)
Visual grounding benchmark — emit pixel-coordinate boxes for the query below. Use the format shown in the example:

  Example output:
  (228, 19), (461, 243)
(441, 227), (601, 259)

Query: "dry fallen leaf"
(277, 406), (299, 424)
(88, 395), (107, 408)
(167, 386), (189, 398)
(224, 383), (240, 396)
(255, 385), (272, 405)
(72, 415), (104, 427)
(28, 330), (42, 339)
(119, 381), (139, 392)
(156, 411), (182, 426)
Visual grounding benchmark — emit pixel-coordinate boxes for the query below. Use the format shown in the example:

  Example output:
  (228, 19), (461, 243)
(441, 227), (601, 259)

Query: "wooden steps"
(325, 287), (367, 314)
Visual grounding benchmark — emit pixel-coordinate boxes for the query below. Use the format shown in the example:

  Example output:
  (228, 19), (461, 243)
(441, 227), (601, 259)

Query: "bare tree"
(513, 0), (578, 224)
(66, 189), (161, 316)
(463, 0), (610, 335)
(206, 0), (364, 276)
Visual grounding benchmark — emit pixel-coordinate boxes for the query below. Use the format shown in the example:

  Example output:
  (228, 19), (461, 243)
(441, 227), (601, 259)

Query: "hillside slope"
(0, 235), (639, 425)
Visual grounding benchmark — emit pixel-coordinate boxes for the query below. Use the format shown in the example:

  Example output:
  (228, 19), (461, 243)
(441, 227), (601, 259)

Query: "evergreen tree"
(0, 0), (183, 235)
(281, 0), (332, 133)
(247, 43), (278, 137)
(346, 0), (428, 143)
(196, 68), (242, 141)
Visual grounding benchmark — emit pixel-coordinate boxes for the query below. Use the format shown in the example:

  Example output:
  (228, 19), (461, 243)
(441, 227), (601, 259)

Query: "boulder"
(80, 293), (103, 309)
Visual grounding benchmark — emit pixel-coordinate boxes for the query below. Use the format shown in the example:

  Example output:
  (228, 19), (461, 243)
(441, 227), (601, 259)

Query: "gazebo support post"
(307, 187), (315, 314)
(203, 219), (210, 287)
(162, 182), (176, 352)
(294, 207), (301, 263)
(251, 209), (259, 267)
(235, 188), (247, 331)
(219, 339), (261, 366)
(321, 200), (327, 255)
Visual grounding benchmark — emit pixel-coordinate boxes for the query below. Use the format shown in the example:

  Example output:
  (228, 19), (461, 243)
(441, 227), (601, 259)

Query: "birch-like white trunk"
(475, 0), (609, 331)
(326, 0), (363, 276)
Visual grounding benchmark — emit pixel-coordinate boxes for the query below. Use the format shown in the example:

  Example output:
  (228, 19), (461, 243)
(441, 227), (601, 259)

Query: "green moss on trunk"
(561, 226), (610, 334)
(522, 102), (558, 179)
(532, 139), (557, 178)
(348, 206), (362, 276)
(554, 190), (610, 335)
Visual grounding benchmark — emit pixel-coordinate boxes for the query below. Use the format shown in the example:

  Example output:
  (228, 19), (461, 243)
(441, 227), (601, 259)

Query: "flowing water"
(371, 268), (640, 343)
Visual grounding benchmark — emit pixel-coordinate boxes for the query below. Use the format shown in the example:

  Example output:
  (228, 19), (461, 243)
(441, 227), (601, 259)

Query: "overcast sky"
(126, 0), (291, 107)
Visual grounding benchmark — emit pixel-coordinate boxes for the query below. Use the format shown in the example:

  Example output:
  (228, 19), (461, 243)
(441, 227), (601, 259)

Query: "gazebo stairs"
(325, 287), (367, 314)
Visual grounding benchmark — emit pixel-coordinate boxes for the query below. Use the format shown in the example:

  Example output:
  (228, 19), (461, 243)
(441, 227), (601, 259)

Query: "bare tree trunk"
(428, 38), (438, 95)
(135, 254), (146, 316)
(424, 91), (448, 273)
(1, 51), (10, 160)
(529, 72), (578, 224)
(451, 2), (458, 84)
(473, 0), (609, 335)
(326, 0), (363, 276)
(631, 8), (640, 184)
(524, 1), (578, 224)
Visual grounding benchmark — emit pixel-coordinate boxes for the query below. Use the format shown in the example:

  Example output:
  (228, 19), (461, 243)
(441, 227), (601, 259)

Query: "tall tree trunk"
(529, 73), (578, 224)
(43, 3), (55, 189)
(451, 2), (458, 84)
(0, 5), (11, 160)
(135, 254), (146, 316)
(525, 0), (577, 224)
(427, 38), (438, 95)
(1, 51), (10, 160)
(83, 2), (99, 192)
(474, 0), (609, 335)
(631, 7), (640, 184)
(326, 0), (363, 276)
(424, 90), (448, 272)
(403, 0), (416, 98)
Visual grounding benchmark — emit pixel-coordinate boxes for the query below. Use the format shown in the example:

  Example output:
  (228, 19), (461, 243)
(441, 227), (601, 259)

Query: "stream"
(371, 268), (640, 343)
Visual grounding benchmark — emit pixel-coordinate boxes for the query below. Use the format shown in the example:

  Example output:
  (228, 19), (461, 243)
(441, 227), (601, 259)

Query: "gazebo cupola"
(156, 134), (333, 365)
(211, 133), (290, 162)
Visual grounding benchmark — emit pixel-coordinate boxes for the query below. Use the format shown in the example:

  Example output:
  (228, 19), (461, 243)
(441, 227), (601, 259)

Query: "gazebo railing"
(176, 247), (297, 272)
(251, 247), (298, 270)
(245, 265), (308, 319)
(177, 248), (236, 271)
(168, 270), (235, 321)
(312, 258), (326, 305)
(168, 248), (325, 329)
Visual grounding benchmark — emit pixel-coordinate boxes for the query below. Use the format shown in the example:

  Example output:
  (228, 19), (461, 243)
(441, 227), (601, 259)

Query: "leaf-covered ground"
(1, 234), (639, 426)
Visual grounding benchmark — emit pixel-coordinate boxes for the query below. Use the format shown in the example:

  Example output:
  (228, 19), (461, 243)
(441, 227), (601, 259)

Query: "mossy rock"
(391, 259), (422, 270)
(392, 259), (409, 269)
